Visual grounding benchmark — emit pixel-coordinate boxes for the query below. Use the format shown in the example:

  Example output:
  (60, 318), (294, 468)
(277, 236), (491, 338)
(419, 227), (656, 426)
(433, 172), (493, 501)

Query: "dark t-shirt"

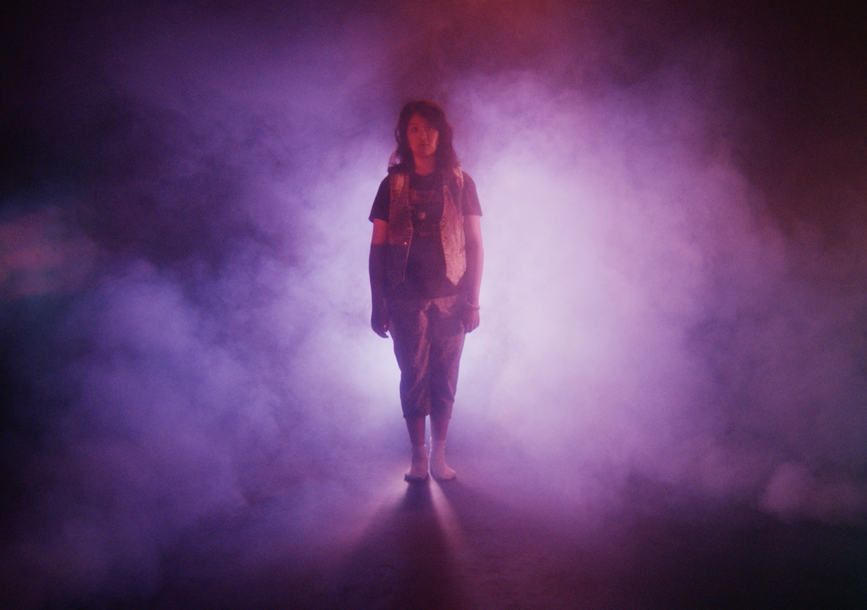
(369, 169), (482, 299)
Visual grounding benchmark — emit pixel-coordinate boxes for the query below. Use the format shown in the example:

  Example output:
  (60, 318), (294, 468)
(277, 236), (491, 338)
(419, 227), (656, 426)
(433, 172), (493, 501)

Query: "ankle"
(406, 443), (429, 482)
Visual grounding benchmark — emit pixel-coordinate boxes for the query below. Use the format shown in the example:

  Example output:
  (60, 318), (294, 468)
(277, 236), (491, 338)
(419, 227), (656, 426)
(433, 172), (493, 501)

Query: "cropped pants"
(387, 294), (466, 420)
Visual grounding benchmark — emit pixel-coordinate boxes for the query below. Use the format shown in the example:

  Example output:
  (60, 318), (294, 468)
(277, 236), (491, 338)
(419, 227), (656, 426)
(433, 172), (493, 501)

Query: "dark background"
(2, 1), (866, 608)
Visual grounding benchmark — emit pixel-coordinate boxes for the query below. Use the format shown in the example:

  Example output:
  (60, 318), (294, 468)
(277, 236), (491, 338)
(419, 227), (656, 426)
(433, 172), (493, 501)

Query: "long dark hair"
(388, 100), (459, 173)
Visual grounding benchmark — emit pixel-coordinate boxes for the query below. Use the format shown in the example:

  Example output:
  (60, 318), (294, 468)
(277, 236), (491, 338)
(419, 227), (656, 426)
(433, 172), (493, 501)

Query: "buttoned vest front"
(385, 168), (466, 288)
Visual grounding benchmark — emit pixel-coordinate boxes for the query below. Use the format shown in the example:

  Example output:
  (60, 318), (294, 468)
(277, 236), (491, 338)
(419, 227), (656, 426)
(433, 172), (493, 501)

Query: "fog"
(2, 1), (866, 607)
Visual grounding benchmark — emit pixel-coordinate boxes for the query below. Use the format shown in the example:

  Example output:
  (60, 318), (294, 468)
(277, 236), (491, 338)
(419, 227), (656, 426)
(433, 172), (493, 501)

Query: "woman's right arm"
(369, 219), (389, 338)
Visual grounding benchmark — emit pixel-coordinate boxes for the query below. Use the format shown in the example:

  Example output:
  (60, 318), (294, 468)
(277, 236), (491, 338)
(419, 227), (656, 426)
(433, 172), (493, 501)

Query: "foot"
(430, 442), (456, 481)
(405, 444), (428, 482)
(430, 459), (456, 481)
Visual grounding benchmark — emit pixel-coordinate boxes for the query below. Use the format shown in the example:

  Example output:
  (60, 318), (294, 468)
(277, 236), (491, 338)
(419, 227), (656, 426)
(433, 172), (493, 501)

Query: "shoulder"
(445, 167), (471, 189)
(459, 170), (475, 187)
(374, 176), (390, 196)
(456, 170), (478, 197)
(386, 167), (410, 189)
(457, 170), (482, 216)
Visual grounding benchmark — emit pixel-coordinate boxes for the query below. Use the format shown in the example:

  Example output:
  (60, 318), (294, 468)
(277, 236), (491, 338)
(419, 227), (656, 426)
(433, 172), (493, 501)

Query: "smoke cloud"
(2, 0), (866, 607)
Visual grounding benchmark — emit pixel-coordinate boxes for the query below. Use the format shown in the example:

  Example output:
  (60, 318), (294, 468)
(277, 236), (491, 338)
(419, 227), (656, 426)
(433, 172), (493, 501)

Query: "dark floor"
(155, 475), (865, 609)
(5, 455), (867, 610)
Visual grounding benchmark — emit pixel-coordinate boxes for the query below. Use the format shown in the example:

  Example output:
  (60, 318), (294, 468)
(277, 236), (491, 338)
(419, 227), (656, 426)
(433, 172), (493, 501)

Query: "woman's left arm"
(462, 214), (484, 333)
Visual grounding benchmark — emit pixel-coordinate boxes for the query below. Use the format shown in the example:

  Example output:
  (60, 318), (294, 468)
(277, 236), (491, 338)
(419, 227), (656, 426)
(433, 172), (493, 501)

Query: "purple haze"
(2, 1), (866, 607)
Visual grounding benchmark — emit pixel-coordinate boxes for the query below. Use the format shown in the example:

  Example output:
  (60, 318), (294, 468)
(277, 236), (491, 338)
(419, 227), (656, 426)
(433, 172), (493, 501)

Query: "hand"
(462, 307), (480, 333)
(371, 302), (389, 338)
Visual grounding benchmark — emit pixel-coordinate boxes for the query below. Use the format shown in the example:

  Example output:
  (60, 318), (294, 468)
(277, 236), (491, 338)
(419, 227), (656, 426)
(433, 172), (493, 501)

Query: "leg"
(404, 416), (428, 482)
(407, 416), (427, 446)
(428, 296), (465, 481)
(429, 417), (456, 481)
(388, 298), (432, 421)
(430, 417), (449, 442)
(388, 299), (433, 482)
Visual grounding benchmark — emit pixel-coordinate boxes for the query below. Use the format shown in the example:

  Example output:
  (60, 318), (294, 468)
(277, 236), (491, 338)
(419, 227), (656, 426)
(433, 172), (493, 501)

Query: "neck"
(413, 157), (436, 176)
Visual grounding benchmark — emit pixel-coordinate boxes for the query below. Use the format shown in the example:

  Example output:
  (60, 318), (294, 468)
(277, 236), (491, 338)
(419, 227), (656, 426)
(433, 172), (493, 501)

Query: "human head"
(390, 100), (459, 172)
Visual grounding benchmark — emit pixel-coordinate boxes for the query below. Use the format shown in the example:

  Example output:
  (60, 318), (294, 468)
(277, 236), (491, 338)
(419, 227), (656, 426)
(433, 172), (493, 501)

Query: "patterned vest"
(385, 168), (466, 288)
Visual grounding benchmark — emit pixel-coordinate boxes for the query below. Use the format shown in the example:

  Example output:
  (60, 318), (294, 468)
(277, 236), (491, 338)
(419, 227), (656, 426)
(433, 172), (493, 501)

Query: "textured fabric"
(368, 170), (482, 299)
(385, 168), (466, 288)
(387, 295), (466, 420)
(402, 171), (454, 297)
(369, 169), (482, 221)
(438, 169), (467, 286)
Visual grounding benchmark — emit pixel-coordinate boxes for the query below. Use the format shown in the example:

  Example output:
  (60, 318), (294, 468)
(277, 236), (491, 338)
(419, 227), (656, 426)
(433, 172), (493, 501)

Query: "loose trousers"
(387, 295), (466, 420)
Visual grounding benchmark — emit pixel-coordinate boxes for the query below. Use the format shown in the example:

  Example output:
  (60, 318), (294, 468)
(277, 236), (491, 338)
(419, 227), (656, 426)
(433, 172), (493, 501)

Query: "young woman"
(368, 100), (484, 482)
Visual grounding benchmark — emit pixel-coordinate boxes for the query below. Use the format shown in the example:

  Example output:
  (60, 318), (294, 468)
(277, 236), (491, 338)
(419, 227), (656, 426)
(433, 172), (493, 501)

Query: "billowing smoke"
(2, 1), (866, 607)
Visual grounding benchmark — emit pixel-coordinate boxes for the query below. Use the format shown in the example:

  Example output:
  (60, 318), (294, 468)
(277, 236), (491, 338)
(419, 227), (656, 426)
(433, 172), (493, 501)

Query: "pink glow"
(2, 1), (865, 607)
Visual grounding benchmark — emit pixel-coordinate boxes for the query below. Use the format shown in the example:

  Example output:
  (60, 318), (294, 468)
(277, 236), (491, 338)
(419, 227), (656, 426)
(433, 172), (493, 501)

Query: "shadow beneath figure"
(331, 481), (467, 610)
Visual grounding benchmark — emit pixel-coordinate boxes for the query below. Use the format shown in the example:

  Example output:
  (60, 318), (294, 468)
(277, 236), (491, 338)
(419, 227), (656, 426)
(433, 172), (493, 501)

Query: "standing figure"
(369, 100), (484, 482)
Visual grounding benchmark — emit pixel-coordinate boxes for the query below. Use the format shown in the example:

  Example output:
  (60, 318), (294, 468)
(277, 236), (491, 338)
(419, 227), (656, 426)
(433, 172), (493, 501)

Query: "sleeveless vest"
(385, 168), (466, 288)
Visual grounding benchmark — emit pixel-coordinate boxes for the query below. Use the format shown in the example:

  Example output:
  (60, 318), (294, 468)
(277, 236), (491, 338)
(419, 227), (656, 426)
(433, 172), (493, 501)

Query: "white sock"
(429, 439), (456, 480)
(405, 443), (428, 481)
